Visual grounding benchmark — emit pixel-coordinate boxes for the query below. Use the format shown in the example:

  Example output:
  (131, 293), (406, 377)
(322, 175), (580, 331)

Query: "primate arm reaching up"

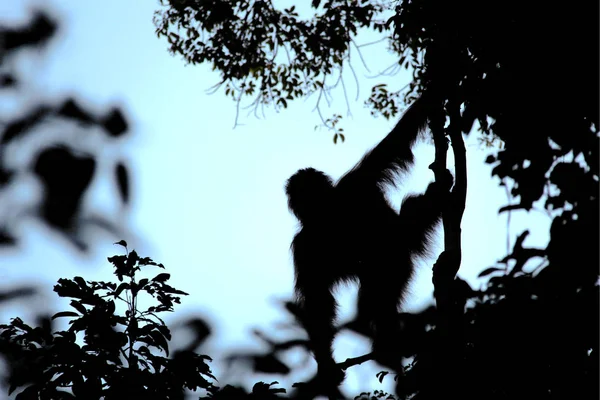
(284, 90), (449, 394)
(338, 93), (433, 191)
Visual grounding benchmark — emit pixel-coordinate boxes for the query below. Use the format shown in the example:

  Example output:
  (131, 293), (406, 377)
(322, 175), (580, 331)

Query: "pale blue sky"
(0, 0), (551, 395)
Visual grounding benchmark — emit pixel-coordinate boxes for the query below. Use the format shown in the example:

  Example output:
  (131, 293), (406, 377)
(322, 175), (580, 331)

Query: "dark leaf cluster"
(154, 0), (388, 122)
(388, 1), (598, 211)
(0, 242), (216, 399)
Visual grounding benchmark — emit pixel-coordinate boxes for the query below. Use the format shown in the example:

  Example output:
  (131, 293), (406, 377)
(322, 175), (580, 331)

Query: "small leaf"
(114, 240), (128, 248)
(73, 276), (88, 288)
(150, 329), (170, 356)
(127, 249), (139, 268)
(52, 311), (80, 320)
(478, 267), (505, 278)
(70, 300), (87, 315)
(152, 273), (171, 283)
(113, 282), (129, 298)
(108, 255), (126, 269)
(106, 300), (116, 315)
(376, 370), (389, 383)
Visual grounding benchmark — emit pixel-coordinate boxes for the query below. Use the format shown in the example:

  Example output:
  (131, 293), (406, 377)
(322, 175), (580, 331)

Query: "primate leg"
(298, 283), (345, 385)
(357, 279), (405, 372)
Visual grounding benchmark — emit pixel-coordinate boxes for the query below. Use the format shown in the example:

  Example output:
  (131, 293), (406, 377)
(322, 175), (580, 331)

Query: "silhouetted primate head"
(285, 167), (334, 224)
(285, 93), (450, 394)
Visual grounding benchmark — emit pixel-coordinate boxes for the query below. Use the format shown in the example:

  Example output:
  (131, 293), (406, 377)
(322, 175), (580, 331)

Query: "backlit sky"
(0, 0), (551, 395)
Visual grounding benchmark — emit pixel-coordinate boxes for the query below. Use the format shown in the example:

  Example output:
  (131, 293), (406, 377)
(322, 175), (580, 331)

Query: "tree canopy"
(154, 1), (599, 398)
(0, 2), (596, 399)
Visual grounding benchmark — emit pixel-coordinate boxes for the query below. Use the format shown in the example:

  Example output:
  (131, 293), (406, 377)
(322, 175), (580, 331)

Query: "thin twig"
(355, 36), (388, 49)
(340, 72), (352, 117)
(346, 49), (361, 101)
(350, 38), (372, 73)
(337, 352), (374, 370)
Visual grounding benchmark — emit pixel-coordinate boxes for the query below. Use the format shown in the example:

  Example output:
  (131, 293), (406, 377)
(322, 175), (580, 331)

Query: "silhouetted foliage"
(155, 1), (598, 398)
(154, 0), (386, 120)
(354, 390), (396, 400)
(0, 241), (216, 399)
(0, 11), (135, 252)
(207, 381), (286, 400)
(0, 242), (293, 399)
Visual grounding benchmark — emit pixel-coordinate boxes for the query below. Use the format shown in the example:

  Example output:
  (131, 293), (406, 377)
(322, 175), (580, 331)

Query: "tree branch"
(337, 352), (374, 370)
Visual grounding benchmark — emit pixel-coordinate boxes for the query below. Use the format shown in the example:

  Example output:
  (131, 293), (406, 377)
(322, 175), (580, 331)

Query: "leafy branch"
(0, 240), (216, 399)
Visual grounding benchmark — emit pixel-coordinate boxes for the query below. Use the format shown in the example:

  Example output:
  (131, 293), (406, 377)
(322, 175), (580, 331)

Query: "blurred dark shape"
(33, 146), (96, 229)
(282, 300), (302, 320)
(56, 101), (129, 137)
(0, 227), (16, 244)
(226, 351), (291, 376)
(1, 105), (52, 145)
(292, 377), (344, 400)
(2, 100), (125, 146)
(57, 99), (96, 124)
(180, 317), (211, 351)
(224, 330), (294, 377)
(0, 171), (11, 187)
(0, 98), (134, 251)
(35, 315), (53, 338)
(253, 354), (290, 375)
(0, 73), (16, 87)
(0, 11), (136, 253)
(0, 11), (56, 54)
(0, 287), (35, 302)
(115, 162), (129, 203)
(102, 107), (128, 137)
(1, 99), (129, 147)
